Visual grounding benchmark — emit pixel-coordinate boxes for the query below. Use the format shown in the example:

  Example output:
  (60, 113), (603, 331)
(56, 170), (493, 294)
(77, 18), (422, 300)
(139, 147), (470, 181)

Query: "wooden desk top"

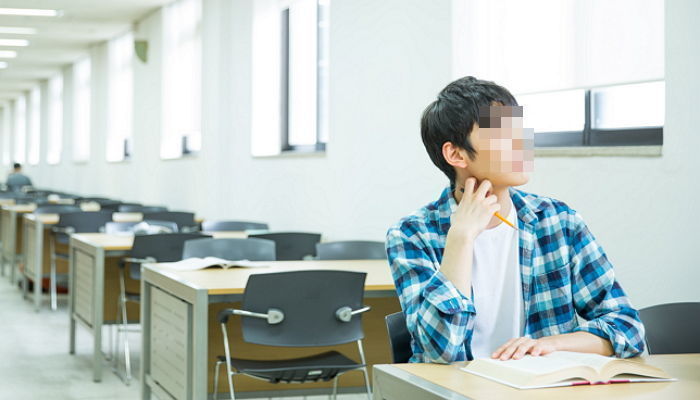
(72, 231), (250, 251)
(24, 211), (144, 225)
(145, 259), (393, 295)
(386, 354), (700, 399)
(1, 204), (36, 213)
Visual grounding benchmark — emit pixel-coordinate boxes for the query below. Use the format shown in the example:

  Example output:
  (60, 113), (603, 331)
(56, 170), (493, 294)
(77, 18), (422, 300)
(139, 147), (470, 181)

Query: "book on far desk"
(461, 351), (675, 389)
(157, 257), (268, 271)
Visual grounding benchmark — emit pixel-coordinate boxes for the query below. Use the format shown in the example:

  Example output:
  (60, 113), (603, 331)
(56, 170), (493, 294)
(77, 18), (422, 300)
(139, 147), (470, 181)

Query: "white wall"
(20, 0), (700, 308)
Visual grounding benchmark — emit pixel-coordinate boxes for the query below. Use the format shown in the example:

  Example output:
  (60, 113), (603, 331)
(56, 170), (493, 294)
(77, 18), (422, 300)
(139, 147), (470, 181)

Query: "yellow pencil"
(459, 186), (518, 230)
(494, 212), (517, 230)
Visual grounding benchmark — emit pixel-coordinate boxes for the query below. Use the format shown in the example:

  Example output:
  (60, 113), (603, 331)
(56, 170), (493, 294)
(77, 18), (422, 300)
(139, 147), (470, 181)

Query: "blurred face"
(465, 105), (534, 187)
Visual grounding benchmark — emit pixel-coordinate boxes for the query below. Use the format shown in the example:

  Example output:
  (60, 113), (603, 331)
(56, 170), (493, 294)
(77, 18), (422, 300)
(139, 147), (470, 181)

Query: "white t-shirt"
(469, 201), (524, 359)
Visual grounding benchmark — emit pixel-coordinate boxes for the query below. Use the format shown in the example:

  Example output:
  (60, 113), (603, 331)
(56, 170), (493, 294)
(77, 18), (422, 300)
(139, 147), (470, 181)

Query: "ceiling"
(0, 0), (173, 102)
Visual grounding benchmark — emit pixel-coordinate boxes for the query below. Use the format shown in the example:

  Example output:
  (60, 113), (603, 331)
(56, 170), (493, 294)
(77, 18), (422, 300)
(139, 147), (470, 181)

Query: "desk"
(23, 212), (142, 311)
(0, 204), (35, 283)
(372, 354), (700, 400)
(140, 260), (399, 400)
(68, 231), (248, 382)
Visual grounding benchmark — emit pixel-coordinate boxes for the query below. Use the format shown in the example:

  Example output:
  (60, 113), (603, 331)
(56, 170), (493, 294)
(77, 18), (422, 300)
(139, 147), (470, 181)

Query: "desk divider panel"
(74, 248), (95, 326)
(151, 286), (192, 400)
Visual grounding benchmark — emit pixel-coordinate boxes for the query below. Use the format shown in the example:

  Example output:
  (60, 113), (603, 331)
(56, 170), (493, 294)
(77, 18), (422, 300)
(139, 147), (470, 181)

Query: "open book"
(461, 351), (675, 389)
(157, 257), (268, 271)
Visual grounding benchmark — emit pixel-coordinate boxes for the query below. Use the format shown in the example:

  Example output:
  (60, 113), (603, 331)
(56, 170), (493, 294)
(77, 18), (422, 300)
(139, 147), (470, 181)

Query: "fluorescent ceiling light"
(0, 27), (37, 35)
(0, 8), (61, 17)
(0, 61), (7, 69)
(0, 50), (17, 58)
(0, 39), (28, 47)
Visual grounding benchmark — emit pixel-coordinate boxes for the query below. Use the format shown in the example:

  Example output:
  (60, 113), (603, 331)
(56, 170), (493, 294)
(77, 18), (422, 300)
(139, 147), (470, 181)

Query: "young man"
(386, 76), (645, 363)
(6, 162), (32, 192)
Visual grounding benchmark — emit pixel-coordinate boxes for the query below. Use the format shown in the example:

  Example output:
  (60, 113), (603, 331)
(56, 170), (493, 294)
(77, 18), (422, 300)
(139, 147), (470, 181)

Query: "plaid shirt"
(386, 186), (645, 363)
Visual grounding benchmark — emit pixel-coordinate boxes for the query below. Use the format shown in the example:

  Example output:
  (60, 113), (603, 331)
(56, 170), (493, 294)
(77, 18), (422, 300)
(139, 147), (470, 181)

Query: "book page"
(473, 352), (603, 374)
(158, 258), (221, 271)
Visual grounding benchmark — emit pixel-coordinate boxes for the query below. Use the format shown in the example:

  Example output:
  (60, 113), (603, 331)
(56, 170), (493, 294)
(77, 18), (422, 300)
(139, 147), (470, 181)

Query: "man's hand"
(491, 332), (614, 360)
(491, 337), (557, 360)
(449, 177), (500, 240)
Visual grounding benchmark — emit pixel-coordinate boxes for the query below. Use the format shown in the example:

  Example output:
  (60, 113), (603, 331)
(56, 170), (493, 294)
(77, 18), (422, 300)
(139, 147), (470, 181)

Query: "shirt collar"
(436, 184), (545, 232)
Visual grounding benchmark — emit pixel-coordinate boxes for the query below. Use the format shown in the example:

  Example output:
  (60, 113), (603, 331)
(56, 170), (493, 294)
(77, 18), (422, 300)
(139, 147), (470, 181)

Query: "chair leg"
(361, 367), (372, 400)
(213, 361), (222, 400)
(331, 375), (339, 400)
(120, 277), (132, 384)
(50, 246), (57, 311)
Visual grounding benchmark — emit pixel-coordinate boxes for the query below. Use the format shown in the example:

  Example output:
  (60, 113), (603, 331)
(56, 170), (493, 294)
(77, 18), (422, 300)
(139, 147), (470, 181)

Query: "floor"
(0, 275), (371, 400)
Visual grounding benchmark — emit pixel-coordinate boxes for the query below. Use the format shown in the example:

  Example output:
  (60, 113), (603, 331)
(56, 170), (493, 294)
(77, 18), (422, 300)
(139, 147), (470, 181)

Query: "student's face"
(466, 105), (534, 187)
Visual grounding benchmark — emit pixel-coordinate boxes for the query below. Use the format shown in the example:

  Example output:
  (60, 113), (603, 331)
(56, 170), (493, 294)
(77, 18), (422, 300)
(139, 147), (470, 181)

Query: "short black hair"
(420, 76), (518, 184)
(13, 162), (21, 169)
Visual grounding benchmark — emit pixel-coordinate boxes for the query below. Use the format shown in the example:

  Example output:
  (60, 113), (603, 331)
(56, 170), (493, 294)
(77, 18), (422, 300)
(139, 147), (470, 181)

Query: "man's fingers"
(463, 177), (477, 195)
(513, 340), (536, 360)
(500, 337), (529, 360)
(492, 338), (518, 358)
(474, 179), (492, 199)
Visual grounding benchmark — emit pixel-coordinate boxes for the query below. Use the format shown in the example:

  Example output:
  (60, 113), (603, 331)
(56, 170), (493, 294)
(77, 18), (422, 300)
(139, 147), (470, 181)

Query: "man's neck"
(454, 184), (512, 229)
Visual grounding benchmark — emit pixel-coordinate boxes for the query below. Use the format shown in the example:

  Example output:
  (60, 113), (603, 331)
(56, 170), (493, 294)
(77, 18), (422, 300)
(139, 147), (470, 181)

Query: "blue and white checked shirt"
(386, 186), (645, 363)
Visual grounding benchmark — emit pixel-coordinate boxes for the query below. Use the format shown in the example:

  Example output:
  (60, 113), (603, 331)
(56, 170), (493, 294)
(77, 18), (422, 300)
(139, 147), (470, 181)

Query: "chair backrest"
(142, 211), (197, 231)
(639, 302), (700, 354)
(240, 270), (367, 346)
(56, 211), (114, 233)
(385, 312), (412, 363)
(104, 221), (140, 234)
(201, 220), (269, 232)
(182, 238), (276, 261)
(34, 205), (82, 214)
(118, 204), (167, 213)
(127, 233), (211, 279)
(130, 233), (211, 261)
(248, 232), (321, 261)
(316, 240), (387, 260)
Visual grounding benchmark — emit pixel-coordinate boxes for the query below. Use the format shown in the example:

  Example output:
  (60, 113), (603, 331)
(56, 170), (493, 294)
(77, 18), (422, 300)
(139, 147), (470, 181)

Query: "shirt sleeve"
(386, 223), (476, 363)
(568, 211), (646, 358)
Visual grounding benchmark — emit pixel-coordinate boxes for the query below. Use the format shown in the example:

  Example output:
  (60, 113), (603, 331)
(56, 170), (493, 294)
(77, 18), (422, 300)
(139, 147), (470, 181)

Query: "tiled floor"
(0, 276), (371, 400)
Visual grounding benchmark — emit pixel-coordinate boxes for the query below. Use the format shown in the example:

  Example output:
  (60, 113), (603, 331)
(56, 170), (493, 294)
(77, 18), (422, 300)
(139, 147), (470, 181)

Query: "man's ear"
(442, 142), (469, 169)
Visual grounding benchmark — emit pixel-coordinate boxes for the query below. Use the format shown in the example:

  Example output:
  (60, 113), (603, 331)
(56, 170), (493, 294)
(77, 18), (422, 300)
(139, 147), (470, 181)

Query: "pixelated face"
(467, 105), (534, 186)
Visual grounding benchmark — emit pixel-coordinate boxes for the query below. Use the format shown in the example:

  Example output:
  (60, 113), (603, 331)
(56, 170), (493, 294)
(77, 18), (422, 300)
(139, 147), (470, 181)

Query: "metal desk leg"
(92, 247), (105, 382)
(68, 239), (76, 355)
(141, 278), (152, 400)
(33, 220), (43, 312)
(192, 289), (209, 399)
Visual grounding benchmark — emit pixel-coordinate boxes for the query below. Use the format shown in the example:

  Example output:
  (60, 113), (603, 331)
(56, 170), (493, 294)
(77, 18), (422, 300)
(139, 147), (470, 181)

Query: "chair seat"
(221, 351), (363, 383)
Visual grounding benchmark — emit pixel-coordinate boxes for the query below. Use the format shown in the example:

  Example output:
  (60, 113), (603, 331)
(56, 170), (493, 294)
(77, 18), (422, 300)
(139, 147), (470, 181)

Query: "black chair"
(115, 232), (211, 384)
(316, 241), (386, 260)
(182, 238), (276, 261)
(118, 204), (167, 213)
(49, 211), (114, 310)
(34, 205), (82, 214)
(248, 232), (321, 261)
(639, 302), (700, 354)
(142, 211), (197, 232)
(215, 270), (371, 400)
(384, 312), (412, 363)
(201, 220), (269, 232)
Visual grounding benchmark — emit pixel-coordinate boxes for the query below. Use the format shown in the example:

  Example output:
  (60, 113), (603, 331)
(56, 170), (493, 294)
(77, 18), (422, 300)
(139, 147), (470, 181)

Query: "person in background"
(6, 162), (33, 192)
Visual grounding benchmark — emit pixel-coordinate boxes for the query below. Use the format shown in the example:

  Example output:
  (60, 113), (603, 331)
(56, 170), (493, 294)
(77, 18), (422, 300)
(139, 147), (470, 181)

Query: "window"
(27, 86), (41, 165)
(453, 0), (664, 147)
(519, 81), (664, 147)
(13, 95), (26, 164)
(107, 32), (134, 162)
(0, 105), (10, 166)
(161, 0), (201, 159)
(72, 57), (91, 162)
(252, 0), (329, 156)
(46, 74), (63, 165)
